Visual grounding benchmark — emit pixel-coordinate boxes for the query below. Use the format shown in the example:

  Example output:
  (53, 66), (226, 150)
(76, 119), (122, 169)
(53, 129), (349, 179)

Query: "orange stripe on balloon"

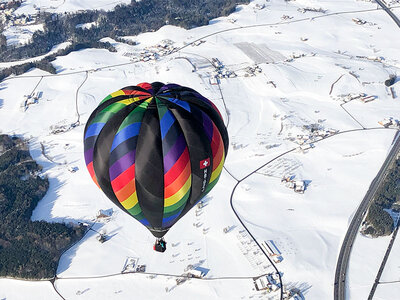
(164, 162), (191, 198)
(115, 180), (136, 202)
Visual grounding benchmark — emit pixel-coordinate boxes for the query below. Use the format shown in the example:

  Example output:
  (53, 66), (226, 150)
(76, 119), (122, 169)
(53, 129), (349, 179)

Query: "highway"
(334, 131), (400, 300)
(374, 0), (400, 28)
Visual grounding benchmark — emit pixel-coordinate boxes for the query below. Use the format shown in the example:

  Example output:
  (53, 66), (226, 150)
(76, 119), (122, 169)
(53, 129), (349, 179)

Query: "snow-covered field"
(1, 0), (400, 299)
(15, 0), (132, 15)
(3, 23), (44, 46)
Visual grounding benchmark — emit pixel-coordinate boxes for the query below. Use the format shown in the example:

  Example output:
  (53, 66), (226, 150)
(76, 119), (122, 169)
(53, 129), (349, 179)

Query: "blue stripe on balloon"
(84, 123), (105, 139)
(160, 110), (175, 139)
(110, 123), (141, 152)
(162, 211), (182, 228)
(167, 98), (191, 112)
(139, 218), (150, 226)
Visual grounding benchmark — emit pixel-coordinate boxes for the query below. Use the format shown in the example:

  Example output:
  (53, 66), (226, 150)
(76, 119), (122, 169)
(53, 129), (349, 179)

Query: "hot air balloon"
(84, 82), (228, 252)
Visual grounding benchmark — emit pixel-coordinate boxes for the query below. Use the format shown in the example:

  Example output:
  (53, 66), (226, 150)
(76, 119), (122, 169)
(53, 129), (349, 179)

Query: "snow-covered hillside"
(0, 0), (400, 299)
(15, 0), (132, 15)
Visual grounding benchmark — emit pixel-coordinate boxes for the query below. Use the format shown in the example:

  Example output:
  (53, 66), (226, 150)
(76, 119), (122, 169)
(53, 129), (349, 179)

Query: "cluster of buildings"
(285, 52), (315, 63)
(122, 39), (178, 62)
(0, 1), (38, 26)
(253, 272), (281, 293)
(352, 17), (367, 25)
(20, 90), (42, 111)
(287, 123), (338, 147)
(281, 176), (306, 194)
(332, 92), (376, 103)
(191, 39), (205, 47)
(49, 121), (79, 134)
(122, 257), (146, 273)
(378, 117), (400, 128)
(297, 7), (327, 14)
(208, 57), (238, 84)
(243, 65), (262, 77)
(355, 55), (384, 62)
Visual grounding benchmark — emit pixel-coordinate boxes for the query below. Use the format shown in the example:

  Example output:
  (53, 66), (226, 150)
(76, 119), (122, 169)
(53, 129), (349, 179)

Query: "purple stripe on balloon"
(84, 148), (94, 165)
(160, 84), (180, 92)
(202, 112), (213, 141)
(163, 134), (186, 174)
(109, 150), (136, 181)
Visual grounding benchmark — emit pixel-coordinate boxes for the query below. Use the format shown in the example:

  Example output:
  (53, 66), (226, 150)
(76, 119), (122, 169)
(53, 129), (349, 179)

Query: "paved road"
(334, 131), (400, 300)
(374, 0), (400, 28)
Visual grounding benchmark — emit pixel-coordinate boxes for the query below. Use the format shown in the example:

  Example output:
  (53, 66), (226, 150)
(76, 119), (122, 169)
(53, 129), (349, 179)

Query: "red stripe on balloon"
(164, 148), (189, 187)
(111, 163), (135, 193)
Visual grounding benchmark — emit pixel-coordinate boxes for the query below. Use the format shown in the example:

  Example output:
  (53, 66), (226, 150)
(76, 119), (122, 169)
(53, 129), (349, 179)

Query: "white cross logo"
(203, 160), (209, 167)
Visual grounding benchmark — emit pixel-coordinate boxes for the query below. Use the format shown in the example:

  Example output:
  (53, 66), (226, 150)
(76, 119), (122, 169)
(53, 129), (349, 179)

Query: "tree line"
(362, 157), (400, 237)
(0, 135), (86, 279)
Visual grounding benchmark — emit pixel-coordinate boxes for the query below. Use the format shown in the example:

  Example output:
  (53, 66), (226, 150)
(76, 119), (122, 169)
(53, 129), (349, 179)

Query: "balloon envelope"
(84, 82), (228, 237)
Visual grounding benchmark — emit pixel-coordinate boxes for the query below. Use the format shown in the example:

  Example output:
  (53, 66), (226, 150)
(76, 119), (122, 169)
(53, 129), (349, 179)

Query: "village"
(0, 0), (37, 26)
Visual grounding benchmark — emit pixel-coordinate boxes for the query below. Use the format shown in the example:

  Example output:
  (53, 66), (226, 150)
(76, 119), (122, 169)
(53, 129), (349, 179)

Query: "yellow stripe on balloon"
(210, 151), (225, 183)
(110, 90), (125, 98)
(121, 191), (138, 210)
(117, 97), (145, 106)
(164, 176), (191, 207)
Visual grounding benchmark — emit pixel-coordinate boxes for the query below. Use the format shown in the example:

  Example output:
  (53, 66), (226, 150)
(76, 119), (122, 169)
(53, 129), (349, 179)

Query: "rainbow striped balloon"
(84, 82), (228, 238)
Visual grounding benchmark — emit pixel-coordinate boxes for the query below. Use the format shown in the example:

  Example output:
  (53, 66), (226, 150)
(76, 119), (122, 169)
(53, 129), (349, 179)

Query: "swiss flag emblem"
(200, 158), (210, 169)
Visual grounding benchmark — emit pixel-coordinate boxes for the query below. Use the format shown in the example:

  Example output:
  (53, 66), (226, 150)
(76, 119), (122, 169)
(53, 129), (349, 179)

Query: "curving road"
(334, 130), (400, 300)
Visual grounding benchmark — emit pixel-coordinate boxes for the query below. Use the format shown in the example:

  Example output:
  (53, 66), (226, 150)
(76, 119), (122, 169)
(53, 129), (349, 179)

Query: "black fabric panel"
(92, 104), (135, 211)
(135, 106), (164, 229)
(157, 85), (229, 157)
(151, 82), (164, 94)
(150, 228), (169, 238)
(180, 95), (229, 156)
(84, 135), (97, 151)
(167, 104), (213, 220)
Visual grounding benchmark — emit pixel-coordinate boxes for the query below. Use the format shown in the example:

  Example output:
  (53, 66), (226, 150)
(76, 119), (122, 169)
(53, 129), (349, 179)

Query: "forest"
(363, 157), (400, 237)
(0, 0), (249, 62)
(0, 135), (86, 279)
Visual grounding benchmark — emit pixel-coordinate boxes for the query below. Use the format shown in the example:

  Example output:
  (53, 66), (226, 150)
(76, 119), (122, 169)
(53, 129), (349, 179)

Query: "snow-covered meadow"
(1, 0), (400, 299)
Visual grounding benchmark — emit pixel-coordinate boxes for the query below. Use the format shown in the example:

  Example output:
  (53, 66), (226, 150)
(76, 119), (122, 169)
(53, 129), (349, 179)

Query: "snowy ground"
(0, 0), (400, 299)
(3, 23), (44, 46)
(371, 226), (400, 300)
(15, 0), (132, 15)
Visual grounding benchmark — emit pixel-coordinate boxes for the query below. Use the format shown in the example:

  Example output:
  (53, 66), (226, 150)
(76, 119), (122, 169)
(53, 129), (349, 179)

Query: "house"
(96, 208), (113, 219)
(253, 274), (272, 292)
(294, 181), (305, 193)
(253, 272), (281, 292)
(378, 118), (393, 127)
